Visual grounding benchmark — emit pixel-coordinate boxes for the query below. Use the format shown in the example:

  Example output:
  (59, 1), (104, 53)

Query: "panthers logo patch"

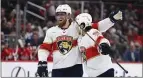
(57, 36), (73, 55)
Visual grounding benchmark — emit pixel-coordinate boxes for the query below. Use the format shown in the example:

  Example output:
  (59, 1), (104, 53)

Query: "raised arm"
(92, 10), (123, 32)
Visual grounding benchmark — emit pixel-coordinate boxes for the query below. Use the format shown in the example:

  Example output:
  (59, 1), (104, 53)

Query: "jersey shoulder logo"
(56, 35), (73, 55)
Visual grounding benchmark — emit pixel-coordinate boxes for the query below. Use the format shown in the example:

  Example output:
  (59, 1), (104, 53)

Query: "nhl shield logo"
(57, 36), (73, 55)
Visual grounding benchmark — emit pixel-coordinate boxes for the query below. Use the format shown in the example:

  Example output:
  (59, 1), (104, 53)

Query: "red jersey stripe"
(39, 43), (52, 52)
(40, 39), (78, 53)
(86, 36), (104, 60)
(92, 23), (98, 30)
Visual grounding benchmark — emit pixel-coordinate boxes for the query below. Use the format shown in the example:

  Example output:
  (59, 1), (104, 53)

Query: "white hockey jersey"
(38, 18), (114, 69)
(39, 22), (82, 69)
(79, 29), (113, 77)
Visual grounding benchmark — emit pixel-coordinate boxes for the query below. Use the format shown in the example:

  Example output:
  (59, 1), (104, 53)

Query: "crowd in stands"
(1, 0), (143, 62)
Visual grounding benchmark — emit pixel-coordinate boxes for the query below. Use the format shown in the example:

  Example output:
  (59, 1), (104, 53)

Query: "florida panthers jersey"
(79, 29), (113, 77)
(38, 18), (114, 69)
(39, 21), (82, 69)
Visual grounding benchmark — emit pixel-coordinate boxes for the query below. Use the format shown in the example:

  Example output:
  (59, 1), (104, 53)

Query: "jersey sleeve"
(38, 29), (53, 61)
(90, 29), (103, 41)
(92, 18), (114, 32)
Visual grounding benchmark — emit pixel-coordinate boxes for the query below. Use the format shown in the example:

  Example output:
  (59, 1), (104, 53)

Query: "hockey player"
(37, 4), (123, 77)
(77, 13), (119, 77)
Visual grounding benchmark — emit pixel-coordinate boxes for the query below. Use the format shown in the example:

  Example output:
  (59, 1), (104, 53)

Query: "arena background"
(1, 0), (143, 77)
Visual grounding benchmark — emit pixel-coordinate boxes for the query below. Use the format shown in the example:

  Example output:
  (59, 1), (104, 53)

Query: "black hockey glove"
(99, 43), (112, 55)
(37, 61), (48, 77)
(109, 10), (123, 23)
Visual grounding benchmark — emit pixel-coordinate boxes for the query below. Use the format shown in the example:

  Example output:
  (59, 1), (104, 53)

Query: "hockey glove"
(99, 43), (111, 55)
(109, 10), (123, 23)
(37, 61), (48, 77)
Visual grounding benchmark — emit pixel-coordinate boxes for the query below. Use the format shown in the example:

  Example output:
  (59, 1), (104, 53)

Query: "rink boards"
(1, 62), (142, 77)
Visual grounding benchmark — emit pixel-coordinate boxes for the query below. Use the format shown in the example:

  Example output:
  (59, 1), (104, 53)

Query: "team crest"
(56, 36), (73, 55)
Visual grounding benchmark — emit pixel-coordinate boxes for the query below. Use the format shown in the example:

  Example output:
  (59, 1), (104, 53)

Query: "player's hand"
(37, 61), (48, 77)
(109, 10), (123, 23)
(99, 43), (110, 55)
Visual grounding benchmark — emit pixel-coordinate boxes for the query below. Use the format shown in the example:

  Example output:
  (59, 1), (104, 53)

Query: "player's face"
(56, 12), (68, 27)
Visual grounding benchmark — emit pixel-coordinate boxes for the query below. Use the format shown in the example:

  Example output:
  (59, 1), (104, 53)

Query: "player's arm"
(37, 29), (53, 77)
(92, 10), (123, 32)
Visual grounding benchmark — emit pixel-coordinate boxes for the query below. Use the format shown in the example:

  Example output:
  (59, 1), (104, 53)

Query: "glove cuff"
(38, 61), (47, 67)
(109, 10), (120, 23)
(109, 15), (117, 23)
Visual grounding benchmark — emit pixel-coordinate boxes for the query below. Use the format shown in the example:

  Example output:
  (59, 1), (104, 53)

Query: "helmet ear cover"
(80, 22), (86, 29)
(80, 22), (92, 32)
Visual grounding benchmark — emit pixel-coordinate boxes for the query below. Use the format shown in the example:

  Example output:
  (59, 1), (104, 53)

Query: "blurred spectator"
(1, 43), (14, 60)
(127, 27), (142, 45)
(25, 22), (33, 40)
(123, 41), (140, 62)
(1, 8), (5, 17)
(1, 32), (5, 44)
(19, 43), (31, 60)
(40, 0), (56, 22)
(43, 20), (54, 33)
(30, 46), (38, 61)
(37, 25), (44, 38)
(1, 8), (7, 25)
(29, 33), (43, 47)
(10, 8), (23, 17)
(2, 21), (15, 34)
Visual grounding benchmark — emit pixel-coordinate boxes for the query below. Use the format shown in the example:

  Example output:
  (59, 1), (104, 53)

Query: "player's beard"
(57, 19), (67, 28)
